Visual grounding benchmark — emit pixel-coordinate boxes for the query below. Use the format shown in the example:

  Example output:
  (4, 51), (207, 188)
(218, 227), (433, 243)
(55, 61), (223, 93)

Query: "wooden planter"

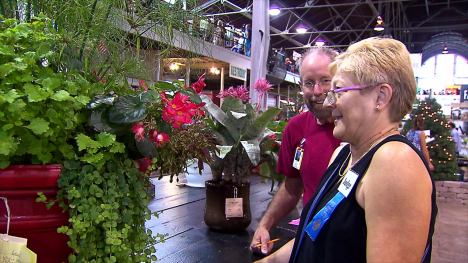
(0, 164), (72, 262)
(204, 180), (251, 232)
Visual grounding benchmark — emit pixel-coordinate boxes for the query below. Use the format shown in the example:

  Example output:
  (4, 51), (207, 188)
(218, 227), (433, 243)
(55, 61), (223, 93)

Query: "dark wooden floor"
(146, 174), (302, 263)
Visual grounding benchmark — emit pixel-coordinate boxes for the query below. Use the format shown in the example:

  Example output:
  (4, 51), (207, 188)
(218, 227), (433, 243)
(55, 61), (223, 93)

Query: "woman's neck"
(349, 127), (399, 166)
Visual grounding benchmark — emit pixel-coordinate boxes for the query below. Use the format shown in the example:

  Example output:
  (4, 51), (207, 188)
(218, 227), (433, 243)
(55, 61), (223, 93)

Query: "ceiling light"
(315, 39), (325, 46)
(296, 26), (307, 34)
(374, 16), (385, 31)
(169, 63), (179, 70)
(442, 46), (449, 54)
(269, 7), (280, 15)
(269, 1), (281, 16)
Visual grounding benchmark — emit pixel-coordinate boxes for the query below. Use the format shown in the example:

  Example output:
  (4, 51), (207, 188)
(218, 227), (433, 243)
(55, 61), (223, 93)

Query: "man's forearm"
(258, 177), (304, 230)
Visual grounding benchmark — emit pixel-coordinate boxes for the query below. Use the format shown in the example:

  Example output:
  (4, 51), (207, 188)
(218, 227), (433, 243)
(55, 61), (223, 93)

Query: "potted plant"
(201, 79), (282, 232)
(0, 0), (207, 260)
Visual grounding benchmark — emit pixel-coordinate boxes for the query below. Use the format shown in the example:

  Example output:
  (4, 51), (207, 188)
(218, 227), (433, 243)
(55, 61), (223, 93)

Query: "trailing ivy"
(41, 132), (166, 262)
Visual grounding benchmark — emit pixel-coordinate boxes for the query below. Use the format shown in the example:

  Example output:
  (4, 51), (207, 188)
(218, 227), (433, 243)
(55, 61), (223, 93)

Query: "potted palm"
(201, 79), (282, 232)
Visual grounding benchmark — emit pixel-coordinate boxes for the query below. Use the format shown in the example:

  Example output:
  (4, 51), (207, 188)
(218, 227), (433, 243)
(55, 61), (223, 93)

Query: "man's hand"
(250, 226), (274, 255)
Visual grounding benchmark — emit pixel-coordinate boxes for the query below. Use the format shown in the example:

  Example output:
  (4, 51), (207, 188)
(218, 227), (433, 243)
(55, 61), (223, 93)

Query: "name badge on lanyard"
(292, 138), (306, 170)
(305, 169), (360, 241)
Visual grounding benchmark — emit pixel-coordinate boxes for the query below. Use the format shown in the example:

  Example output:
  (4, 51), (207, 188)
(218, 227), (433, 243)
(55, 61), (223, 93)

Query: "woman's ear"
(375, 84), (393, 110)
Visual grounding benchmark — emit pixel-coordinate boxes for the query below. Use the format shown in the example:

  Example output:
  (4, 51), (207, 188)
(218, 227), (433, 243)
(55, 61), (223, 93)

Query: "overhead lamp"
(374, 16), (385, 31)
(442, 46), (449, 54)
(269, 1), (280, 15)
(269, 7), (280, 15)
(296, 26), (307, 34)
(315, 39), (325, 46)
(169, 63), (179, 70)
(210, 67), (220, 75)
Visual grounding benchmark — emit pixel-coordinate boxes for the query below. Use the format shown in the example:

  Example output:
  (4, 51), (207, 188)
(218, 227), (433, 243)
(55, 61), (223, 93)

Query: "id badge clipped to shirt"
(292, 138), (306, 170)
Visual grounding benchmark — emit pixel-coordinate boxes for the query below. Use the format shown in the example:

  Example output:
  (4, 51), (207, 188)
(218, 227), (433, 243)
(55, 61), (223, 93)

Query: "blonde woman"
(257, 37), (437, 263)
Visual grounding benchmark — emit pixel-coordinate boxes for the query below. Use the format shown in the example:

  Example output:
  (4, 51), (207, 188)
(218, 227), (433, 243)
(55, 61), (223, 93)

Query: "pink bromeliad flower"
(217, 85), (250, 102)
(251, 78), (273, 116)
(132, 125), (145, 142)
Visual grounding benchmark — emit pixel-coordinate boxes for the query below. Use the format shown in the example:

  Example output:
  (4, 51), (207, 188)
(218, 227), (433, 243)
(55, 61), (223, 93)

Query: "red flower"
(137, 80), (148, 91)
(190, 73), (206, 94)
(160, 91), (169, 103)
(149, 129), (170, 147)
(267, 134), (276, 139)
(132, 125), (145, 142)
(172, 121), (183, 129)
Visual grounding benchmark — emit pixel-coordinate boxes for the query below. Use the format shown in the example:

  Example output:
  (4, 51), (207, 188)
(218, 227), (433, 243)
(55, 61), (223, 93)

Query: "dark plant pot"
(204, 180), (251, 232)
(0, 164), (72, 263)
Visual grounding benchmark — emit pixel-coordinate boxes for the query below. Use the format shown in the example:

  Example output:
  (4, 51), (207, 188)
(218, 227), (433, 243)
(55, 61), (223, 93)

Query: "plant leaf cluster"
(202, 95), (282, 184)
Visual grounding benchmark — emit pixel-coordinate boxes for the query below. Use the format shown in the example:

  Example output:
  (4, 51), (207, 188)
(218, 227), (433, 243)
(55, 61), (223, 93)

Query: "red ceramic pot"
(0, 164), (72, 262)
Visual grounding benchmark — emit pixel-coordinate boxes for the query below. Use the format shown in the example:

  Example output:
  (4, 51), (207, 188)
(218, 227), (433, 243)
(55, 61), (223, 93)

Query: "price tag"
(225, 198), (243, 218)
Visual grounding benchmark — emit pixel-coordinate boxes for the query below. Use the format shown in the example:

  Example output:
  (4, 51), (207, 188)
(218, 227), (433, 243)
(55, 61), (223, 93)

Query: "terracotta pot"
(204, 180), (251, 232)
(0, 164), (72, 262)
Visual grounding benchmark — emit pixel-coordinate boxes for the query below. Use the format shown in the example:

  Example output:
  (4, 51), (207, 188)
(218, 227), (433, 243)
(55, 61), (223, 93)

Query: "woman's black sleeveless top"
(289, 135), (438, 263)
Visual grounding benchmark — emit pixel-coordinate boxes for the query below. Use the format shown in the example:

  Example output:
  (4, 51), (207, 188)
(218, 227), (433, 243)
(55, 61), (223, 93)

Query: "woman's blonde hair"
(329, 37), (416, 122)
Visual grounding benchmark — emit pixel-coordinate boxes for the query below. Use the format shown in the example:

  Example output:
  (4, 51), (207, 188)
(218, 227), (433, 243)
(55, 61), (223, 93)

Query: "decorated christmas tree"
(402, 98), (458, 181)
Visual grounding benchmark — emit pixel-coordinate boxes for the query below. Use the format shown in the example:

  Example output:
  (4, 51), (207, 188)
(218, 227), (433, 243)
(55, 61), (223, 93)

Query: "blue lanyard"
(291, 164), (340, 263)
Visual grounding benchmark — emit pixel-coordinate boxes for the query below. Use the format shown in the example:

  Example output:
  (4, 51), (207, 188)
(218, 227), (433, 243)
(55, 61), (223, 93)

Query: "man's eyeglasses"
(325, 83), (382, 105)
(300, 79), (332, 90)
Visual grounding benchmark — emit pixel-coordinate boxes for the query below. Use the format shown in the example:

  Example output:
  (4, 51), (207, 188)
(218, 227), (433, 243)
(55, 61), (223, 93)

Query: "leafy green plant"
(0, 16), (165, 262)
(202, 80), (282, 184)
(0, 15), (100, 168)
(53, 133), (165, 263)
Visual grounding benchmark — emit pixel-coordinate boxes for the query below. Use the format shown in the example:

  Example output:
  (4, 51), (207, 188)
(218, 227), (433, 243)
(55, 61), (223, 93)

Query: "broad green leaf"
(242, 107), (282, 141)
(216, 145), (233, 159)
(75, 134), (102, 151)
(135, 134), (159, 158)
(0, 133), (19, 155)
(0, 44), (15, 56)
(26, 118), (49, 134)
(75, 95), (91, 105)
(2, 124), (14, 131)
(51, 90), (71, 101)
(0, 63), (14, 78)
(201, 95), (240, 141)
(96, 132), (116, 147)
(8, 99), (26, 112)
(81, 152), (104, 164)
(25, 83), (48, 102)
(108, 94), (148, 123)
(88, 97), (115, 109)
(154, 81), (176, 92)
(140, 90), (160, 103)
(2, 89), (20, 103)
(42, 77), (62, 92)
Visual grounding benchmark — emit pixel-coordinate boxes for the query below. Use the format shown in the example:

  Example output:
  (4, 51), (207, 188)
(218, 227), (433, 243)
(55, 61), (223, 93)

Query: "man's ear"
(375, 84), (393, 110)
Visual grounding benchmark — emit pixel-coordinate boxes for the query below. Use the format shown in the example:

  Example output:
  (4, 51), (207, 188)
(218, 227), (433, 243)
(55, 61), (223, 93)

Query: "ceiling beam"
(276, 0), (336, 46)
(220, 0), (306, 47)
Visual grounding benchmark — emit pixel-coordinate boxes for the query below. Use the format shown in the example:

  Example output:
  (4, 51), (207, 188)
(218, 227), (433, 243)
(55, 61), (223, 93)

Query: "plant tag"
(225, 198), (243, 218)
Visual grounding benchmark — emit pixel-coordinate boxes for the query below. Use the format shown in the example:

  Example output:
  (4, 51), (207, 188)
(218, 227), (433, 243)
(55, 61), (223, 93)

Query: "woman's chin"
(332, 120), (345, 140)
